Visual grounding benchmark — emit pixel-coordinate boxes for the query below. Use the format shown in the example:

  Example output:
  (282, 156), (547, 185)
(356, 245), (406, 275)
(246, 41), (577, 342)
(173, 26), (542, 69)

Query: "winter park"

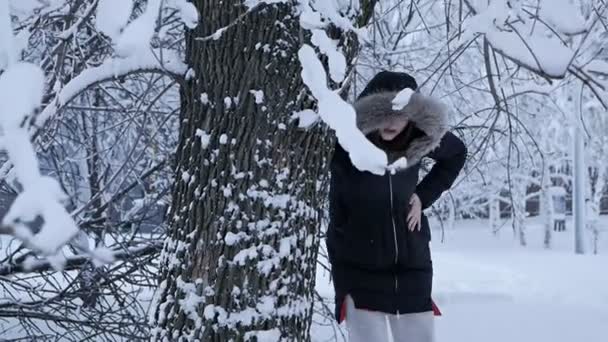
(1, 0), (608, 341)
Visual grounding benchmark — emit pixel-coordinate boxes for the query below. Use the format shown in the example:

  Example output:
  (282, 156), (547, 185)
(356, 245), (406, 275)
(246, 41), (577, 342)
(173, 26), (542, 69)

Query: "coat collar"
(353, 91), (449, 168)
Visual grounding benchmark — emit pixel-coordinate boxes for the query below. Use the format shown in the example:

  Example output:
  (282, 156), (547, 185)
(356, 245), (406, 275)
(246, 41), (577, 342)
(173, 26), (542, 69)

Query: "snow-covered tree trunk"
(150, 1), (374, 340)
(541, 148), (554, 249)
(490, 196), (500, 236)
(512, 182), (527, 247)
(541, 182), (553, 249)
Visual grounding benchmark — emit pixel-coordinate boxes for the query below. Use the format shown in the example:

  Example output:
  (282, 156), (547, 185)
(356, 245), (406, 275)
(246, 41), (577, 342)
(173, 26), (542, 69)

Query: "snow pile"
(0, 63), (79, 256)
(298, 45), (387, 175)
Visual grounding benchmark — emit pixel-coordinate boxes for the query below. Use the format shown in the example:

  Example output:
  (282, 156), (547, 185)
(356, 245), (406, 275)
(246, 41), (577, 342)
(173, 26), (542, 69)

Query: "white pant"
(345, 296), (435, 342)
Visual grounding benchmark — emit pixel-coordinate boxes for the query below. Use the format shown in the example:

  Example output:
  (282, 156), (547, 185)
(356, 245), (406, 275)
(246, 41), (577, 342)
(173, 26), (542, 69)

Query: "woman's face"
(379, 116), (409, 141)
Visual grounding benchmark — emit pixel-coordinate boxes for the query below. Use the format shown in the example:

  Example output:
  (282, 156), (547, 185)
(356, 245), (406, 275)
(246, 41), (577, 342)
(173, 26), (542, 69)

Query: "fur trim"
(354, 91), (449, 168)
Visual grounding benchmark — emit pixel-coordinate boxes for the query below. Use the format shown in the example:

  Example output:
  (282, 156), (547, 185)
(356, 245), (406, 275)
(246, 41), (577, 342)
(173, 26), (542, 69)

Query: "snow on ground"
(313, 216), (608, 342)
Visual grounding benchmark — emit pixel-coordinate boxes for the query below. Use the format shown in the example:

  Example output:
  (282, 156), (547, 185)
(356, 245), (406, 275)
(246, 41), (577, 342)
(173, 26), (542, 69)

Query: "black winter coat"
(326, 91), (467, 321)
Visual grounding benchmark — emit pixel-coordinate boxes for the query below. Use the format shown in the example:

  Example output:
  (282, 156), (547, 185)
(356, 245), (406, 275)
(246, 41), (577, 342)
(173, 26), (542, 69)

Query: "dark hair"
(357, 71), (418, 100)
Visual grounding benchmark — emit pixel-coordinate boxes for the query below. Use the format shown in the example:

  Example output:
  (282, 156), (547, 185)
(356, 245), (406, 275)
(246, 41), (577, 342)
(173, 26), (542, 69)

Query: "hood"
(354, 91), (449, 168)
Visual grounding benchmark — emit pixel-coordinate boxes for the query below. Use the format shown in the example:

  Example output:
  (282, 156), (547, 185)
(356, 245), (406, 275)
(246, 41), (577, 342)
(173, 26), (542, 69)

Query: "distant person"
(326, 71), (467, 342)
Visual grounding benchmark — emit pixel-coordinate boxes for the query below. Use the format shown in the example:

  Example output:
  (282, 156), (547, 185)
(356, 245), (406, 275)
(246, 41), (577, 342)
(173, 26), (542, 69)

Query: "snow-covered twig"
(0, 241), (162, 276)
(35, 49), (187, 129)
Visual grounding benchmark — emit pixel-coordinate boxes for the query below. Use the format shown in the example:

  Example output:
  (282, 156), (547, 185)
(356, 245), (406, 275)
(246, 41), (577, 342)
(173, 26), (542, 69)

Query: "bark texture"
(150, 1), (375, 341)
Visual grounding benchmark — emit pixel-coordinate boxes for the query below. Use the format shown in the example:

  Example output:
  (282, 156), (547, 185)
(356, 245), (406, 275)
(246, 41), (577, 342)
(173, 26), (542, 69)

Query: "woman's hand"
(407, 193), (422, 231)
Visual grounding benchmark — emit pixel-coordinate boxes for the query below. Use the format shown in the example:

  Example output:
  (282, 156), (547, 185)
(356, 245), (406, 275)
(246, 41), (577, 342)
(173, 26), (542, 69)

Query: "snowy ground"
(313, 216), (608, 342)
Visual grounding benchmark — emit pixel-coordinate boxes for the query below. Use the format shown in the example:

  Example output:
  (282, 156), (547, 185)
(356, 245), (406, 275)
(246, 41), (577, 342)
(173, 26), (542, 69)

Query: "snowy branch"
(0, 241), (161, 276)
(35, 49), (187, 129)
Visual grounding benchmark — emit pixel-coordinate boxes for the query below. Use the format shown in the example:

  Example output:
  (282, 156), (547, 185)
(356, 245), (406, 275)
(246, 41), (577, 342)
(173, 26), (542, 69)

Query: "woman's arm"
(415, 131), (467, 210)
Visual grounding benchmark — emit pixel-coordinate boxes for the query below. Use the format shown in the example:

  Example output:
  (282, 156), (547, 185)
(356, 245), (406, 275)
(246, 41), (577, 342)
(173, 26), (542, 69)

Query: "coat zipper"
(388, 174), (399, 294)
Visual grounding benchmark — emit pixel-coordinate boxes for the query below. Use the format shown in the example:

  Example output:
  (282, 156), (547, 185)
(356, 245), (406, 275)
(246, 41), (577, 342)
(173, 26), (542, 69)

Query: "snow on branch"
(298, 45), (387, 175)
(462, 0), (578, 78)
(0, 1), (16, 70)
(0, 63), (79, 256)
(0, 241), (162, 276)
(35, 49), (187, 128)
(95, 0), (134, 41)
(0, 1), (185, 268)
(296, 0), (393, 175)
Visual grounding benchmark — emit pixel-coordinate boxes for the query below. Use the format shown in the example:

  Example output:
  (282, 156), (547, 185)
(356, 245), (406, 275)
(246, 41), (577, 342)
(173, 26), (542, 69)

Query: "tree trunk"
(150, 2), (373, 341)
(512, 182), (527, 247)
(542, 161), (553, 249)
(490, 196), (500, 236)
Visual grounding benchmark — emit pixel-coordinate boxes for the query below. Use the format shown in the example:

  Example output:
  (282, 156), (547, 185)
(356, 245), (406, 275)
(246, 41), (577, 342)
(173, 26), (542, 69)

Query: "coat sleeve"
(415, 131), (467, 210)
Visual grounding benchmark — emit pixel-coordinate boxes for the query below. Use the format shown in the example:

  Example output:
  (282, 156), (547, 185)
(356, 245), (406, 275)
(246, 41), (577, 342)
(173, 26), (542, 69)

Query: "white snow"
(37, 49), (187, 128)
(0, 0), (16, 70)
(89, 246), (116, 267)
(219, 134), (228, 144)
(392, 88), (414, 110)
(200, 93), (209, 104)
(8, 0), (64, 16)
(291, 109), (320, 128)
(96, 0), (133, 41)
(299, 3), (324, 30)
(181, 171), (191, 183)
(298, 44), (387, 175)
(463, 2), (575, 78)
(249, 90), (265, 104)
(313, 217), (608, 342)
(485, 25), (574, 77)
(387, 157), (408, 174)
(304, 0), (356, 33)
(243, 0), (288, 9)
(225, 232), (245, 246)
(244, 329), (280, 342)
(115, 0), (160, 57)
(0, 63), (79, 256)
(195, 129), (211, 148)
(310, 29), (346, 83)
(539, 0), (586, 35)
(169, 0), (199, 29)
(584, 60), (608, 75)
(224, 97), (233, 108)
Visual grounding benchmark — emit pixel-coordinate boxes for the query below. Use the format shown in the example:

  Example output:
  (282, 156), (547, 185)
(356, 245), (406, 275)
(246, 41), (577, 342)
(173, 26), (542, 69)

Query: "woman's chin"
(380, 133), (398, 141)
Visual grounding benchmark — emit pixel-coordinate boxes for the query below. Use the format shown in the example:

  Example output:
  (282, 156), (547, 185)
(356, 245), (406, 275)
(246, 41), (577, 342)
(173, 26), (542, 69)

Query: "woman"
(327, 71), (467, 342)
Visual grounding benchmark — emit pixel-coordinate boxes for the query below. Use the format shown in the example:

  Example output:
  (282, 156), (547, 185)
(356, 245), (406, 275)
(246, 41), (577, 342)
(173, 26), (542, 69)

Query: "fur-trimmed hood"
(354, 91), (449, 168)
